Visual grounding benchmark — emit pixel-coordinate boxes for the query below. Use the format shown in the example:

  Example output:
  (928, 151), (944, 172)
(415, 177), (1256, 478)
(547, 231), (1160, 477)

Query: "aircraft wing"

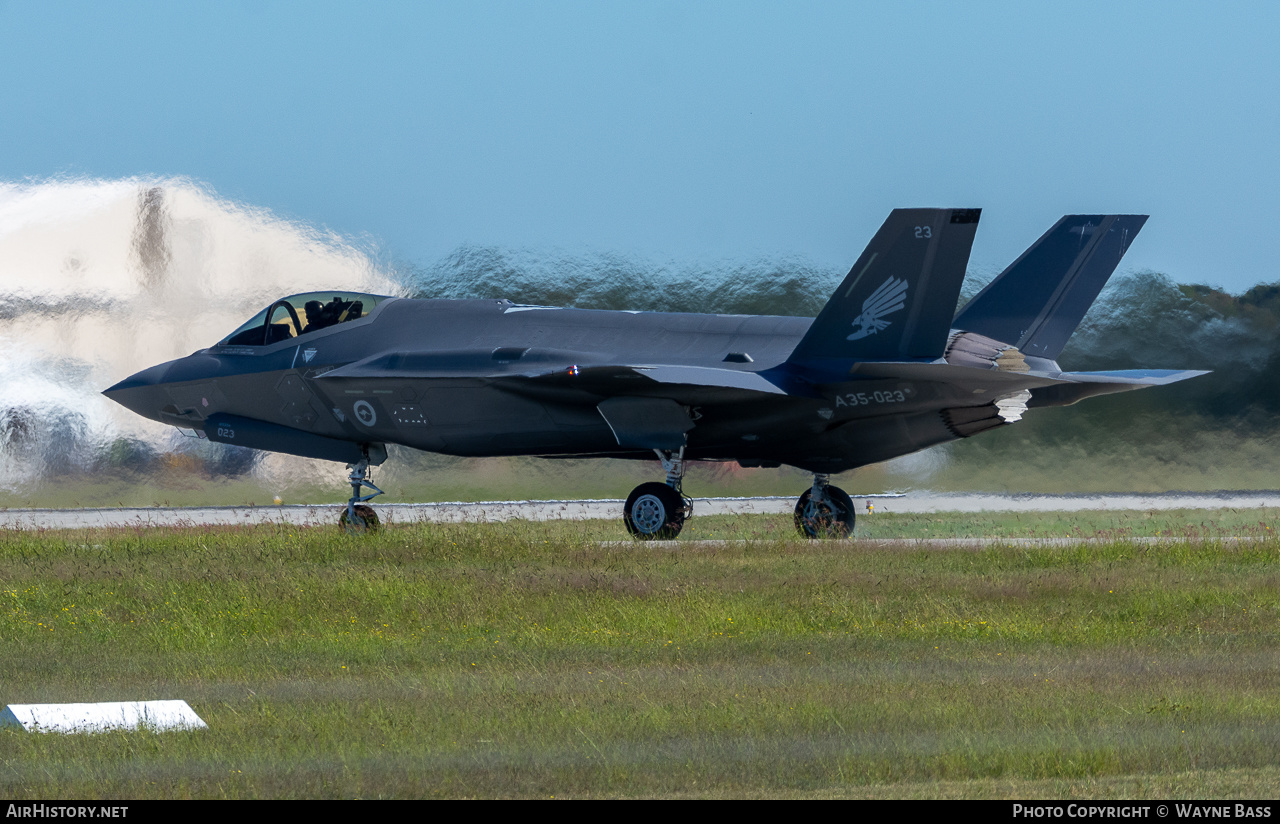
(320, 354), (792, 396)
(623, 365), (787, 394)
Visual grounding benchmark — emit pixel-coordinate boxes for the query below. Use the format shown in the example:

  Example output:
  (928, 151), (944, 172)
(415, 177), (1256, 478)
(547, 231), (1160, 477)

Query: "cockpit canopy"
(220, 292), (394, 346)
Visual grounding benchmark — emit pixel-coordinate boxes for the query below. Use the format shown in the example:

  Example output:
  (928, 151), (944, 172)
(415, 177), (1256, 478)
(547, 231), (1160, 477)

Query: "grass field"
(2, 509), (1278, 798)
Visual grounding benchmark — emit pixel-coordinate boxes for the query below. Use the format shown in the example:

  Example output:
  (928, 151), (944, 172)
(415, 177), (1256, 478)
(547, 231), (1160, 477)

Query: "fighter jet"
(104, 209), (1206, 538)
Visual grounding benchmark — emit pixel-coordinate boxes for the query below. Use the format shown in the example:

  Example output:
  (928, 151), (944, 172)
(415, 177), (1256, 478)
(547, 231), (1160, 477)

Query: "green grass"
(628, 507), (1280, 542)
(2, 512), (1278, 798)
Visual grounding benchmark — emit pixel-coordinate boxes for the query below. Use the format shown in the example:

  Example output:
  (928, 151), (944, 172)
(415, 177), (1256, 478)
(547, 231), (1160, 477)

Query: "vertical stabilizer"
(952, 214), (1147, 359)
(788, 208), (980, 366)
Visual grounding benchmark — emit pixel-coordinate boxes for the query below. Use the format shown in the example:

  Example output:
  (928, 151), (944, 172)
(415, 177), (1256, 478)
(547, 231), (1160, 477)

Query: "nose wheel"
(340, 504), (381, 533)
(794, 474), (855, 539)
(340, 455), (384, 533)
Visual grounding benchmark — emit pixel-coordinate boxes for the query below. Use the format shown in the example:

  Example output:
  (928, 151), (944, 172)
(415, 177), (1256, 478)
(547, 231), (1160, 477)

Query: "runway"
(4, 490), (1280, 530)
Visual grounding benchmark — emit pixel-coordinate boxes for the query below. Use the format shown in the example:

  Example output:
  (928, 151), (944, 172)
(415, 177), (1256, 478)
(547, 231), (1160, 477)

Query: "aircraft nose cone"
(105, 361), (172, 393)
(102, 362), (174, 422)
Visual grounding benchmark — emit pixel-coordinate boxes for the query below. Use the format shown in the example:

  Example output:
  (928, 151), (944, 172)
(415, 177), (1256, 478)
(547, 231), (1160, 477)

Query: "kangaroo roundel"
(846, 276), (908, 341)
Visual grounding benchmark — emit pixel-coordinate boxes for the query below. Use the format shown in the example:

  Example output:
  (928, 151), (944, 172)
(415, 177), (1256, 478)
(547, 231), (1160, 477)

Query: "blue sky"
(2, 1), (1278, 291)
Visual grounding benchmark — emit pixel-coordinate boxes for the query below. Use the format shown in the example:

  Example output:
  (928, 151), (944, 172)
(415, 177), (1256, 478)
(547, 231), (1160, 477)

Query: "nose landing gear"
(339, 455), (384, 533)
(794, 473), (855, 539)
(624, 448), (693, 540)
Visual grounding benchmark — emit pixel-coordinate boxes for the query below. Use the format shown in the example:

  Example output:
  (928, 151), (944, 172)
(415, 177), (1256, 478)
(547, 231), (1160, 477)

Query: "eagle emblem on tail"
(846, 276), (908, 340)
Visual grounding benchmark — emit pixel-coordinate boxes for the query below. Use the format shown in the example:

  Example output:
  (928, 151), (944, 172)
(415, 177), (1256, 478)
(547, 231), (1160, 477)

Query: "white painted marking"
(843, 252), (879, 298)
(353, 400), (376, 426)
(847, 276), (908, 341)
(1, 701), (207, 734)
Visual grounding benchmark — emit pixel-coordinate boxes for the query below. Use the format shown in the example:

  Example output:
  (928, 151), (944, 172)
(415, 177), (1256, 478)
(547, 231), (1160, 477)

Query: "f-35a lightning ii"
(104, 209), (1205, 538)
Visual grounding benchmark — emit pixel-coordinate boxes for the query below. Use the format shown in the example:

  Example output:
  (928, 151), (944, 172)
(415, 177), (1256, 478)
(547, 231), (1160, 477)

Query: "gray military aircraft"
(104, 209), (1205, 538)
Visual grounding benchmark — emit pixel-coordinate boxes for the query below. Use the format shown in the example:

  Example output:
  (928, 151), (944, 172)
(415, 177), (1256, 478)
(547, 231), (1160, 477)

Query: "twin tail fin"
(952, 215), (1147, 360)
(787, 208), (980, 367)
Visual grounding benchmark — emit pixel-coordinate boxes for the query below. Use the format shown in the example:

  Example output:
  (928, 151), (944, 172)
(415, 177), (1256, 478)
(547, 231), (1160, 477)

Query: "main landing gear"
(339, 455), (384, 533)
(621, 455), (856, 541)
(624, 448), (693, 540)
(794, 473), (855, 539)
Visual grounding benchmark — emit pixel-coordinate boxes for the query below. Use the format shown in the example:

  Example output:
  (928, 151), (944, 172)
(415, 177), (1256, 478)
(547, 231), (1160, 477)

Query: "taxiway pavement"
(4, 491), (1280, 530)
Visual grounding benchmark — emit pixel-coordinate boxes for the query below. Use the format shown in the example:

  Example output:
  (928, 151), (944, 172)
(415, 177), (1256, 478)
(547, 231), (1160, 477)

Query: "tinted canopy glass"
(220, 292), (393, 346)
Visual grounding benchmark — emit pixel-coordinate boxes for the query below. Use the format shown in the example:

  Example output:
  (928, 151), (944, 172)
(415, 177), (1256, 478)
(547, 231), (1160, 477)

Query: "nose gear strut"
(340, 449), (384, 532)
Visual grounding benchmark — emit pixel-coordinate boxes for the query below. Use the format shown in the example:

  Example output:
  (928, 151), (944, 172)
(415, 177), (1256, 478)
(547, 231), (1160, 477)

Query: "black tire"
(624, 482), (686, 540)
(339, 504), (380, 534)
(794, 485), (856, 539)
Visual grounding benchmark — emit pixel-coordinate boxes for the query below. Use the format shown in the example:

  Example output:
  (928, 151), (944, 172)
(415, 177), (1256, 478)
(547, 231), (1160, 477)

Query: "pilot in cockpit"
(303, 300), (326, 334)
(303, 297), (358, 334)
(219, 291), (382, 347)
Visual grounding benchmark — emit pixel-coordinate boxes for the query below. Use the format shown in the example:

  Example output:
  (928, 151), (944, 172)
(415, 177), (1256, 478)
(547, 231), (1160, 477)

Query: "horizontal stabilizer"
(1054, 368), (1210, 386)
(789, 208), (981, 366)
(1027, 369), (1209, 408)
(847, 361), (1208, 411)
(849, 361), (1067, 392)
(851, 361), (1207, 391)
(953, 214), (1147, 359)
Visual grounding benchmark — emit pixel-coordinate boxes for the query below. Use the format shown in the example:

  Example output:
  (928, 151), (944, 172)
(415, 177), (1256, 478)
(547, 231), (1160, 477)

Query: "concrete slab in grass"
(0, 700), (207, 733)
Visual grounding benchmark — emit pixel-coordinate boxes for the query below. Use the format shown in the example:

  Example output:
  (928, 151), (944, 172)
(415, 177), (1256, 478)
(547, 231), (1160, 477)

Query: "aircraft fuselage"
(105, 296), (1015, 474)
(103, 209), (1203, 539)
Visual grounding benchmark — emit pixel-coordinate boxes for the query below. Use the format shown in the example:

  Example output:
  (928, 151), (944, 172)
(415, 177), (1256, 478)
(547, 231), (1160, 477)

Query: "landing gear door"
(597, 397), (694, 450)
